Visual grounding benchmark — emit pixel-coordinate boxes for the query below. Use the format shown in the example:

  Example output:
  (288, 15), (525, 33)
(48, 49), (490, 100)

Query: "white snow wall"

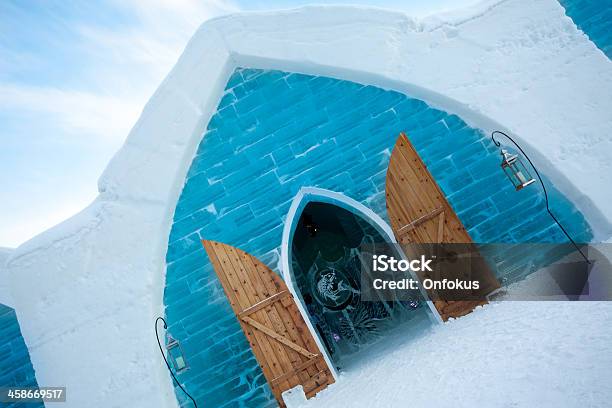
(5, 1), (612, 407)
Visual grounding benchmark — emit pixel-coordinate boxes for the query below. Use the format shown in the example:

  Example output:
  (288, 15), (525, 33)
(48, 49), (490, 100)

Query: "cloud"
(0, 0), (238, 248)
(1, 0), (239, 142)
(76, 0), (240, 94)
(0, 84), (142, 142)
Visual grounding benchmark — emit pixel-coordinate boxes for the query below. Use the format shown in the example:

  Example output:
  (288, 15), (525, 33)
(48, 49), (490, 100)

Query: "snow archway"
(281, 187), (396, 290)
(280, 187), (441, 374)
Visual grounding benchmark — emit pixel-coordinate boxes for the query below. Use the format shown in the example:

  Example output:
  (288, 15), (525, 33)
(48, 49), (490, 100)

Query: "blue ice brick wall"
(164, 68), (592, 407)
(0, 304), (43, 408)
(559, 0), (612, 58)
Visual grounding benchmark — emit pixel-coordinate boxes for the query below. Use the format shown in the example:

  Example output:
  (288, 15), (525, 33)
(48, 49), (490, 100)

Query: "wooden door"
(385, 133), (500, 321)
(202, 240), (334, 407)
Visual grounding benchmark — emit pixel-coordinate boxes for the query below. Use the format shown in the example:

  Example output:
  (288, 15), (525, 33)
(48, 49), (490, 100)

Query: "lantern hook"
(491, 130), (590, 264)
(155, 317), (199, 408)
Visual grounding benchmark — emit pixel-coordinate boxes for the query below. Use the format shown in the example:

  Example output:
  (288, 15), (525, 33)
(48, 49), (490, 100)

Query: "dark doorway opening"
(291, 202), (426, 369)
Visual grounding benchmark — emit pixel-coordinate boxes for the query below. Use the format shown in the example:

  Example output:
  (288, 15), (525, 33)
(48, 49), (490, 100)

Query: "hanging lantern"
(489, 130), (590, 264)
(500, 149), (536, 191)
(166, 334), (188, 373)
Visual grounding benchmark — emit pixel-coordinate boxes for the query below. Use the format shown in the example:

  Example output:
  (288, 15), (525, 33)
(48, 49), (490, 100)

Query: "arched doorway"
(161, 67), (593, 407)
(281, 188), (437, 370)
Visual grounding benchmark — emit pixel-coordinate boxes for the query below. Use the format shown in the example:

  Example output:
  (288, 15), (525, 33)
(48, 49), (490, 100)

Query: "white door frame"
(280, 187), (443, 378)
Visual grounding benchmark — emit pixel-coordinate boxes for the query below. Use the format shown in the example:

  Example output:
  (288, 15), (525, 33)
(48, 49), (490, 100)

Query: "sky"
(0, 0), (479, 248)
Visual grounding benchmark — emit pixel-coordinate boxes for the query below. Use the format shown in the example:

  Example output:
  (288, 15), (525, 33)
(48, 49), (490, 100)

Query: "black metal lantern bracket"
(155, 317), (198, 408)
(491, 131), (590, 264)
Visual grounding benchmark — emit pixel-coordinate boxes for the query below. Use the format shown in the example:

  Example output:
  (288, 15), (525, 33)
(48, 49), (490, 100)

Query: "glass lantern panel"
(512, 160), (535, 188)
(517, 159), (534, 179)
(503, 166), (521, 189)
(174, 355), (186, 371)
(509, 162), (527, 185)
(168, 346), (187, 371)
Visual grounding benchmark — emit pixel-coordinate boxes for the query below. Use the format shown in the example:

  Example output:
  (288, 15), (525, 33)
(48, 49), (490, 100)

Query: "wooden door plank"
(437, 210), (446, 243)
(235, 249), (314, 388)
(397, 207), (444, 235)
(243, 252), (317, 374)
(202, 240), (239, 311)
(270, 356), (322, 386)
(241, 316), (318, 359)
(202, 241), (284, 403)
(388, 159), (436, 242)
(211, 242), (251, 309)
(303, 370), (331, 398)
(211, 242), (291, 392)
(398, 133), (471, 243)
(239, 291), (290, 317)
(234, 246), (271, 300)
(222, 245), (297, 390)
(220, 245), (292, 404)
(387, 162), (436, 242)
(391, 141), (441, 240)
(385, 133), (501, 321)
(280, 297), (330, 375)
(241, 251), (321, 381)
(386, 186), (428, 243)
(202, 240), (334, 406)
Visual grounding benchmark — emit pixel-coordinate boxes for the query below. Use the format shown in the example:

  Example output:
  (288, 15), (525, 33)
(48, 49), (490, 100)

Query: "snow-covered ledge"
(6, 1), (612, 407)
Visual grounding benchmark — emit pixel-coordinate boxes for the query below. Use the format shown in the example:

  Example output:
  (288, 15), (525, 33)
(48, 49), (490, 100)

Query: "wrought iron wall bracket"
(155, 317), (199, 408)
(491, 130), (590, 264)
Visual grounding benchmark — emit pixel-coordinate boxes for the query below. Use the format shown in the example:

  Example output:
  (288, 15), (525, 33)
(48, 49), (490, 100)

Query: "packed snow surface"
(287, 301), (612, 408)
